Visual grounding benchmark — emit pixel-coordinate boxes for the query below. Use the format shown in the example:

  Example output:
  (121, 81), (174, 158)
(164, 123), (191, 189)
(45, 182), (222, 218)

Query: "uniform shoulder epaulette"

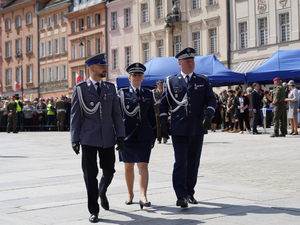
(143, 88), (152, 93)
(119, 87), (129, 91)
(103, 81), (115, 86)
(195, 73), (209, 81)
(76, 81), (86, 86)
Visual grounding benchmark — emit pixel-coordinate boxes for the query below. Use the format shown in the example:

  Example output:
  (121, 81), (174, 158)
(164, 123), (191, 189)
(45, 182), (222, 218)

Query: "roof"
(232, 58), (269, 74)
(43, 0), (66, 8)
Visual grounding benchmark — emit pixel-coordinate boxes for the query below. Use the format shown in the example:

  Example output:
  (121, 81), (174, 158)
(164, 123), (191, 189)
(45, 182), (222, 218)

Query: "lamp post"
(15, 49), (23, 100)
(79, 36), (87, 80)
(165, 13), (177, 56)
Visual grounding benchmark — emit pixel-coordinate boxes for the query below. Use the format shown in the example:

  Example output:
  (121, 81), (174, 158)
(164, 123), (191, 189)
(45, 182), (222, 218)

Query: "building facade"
(132, 0), (229, 66)
(230, 0), (300, 73)
(37, 0), (71, 99)
(65, 0), (106, 93)
(1, 0), (42, 100)
(0, 2), (2, 96)
(107, 0), (133, 81)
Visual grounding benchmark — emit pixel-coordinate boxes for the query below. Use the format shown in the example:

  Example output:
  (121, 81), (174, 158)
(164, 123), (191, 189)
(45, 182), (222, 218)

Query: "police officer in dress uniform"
(159, 47), (216, 208)
(153, 79), (168, 144)
(7, 95), (18, 133)
(267, 77), (287, 137)
(118, 63), (157, 210)
(70, 53), (125, 223)
(55, 95), (67, 131)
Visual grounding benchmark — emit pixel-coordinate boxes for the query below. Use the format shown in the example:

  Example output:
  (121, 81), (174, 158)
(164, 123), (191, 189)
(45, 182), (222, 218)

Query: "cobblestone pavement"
(0, 128), (299, 225)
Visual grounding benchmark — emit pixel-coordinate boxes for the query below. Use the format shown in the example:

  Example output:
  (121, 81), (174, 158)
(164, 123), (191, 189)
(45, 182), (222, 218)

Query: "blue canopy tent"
(116, 55), (245, 88)
(246, 49), (300, 84)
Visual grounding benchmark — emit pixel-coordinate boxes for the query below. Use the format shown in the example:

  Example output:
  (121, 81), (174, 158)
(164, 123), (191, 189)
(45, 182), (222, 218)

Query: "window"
(6, 19), (11, 30)
(193, 0), (200, 9)
(62, 65), (67, 80)
(47, 16), (52, 27)
(80, 70), (85, 81)
(157, 40), (164, 57)
(125, 8), (131, 27)
(26, 13), (32, 24)
(54, 38), (59, 54)
(41, 68), (46, 83)
(6, 42), (11, 57)
(193, 32), (200, 56)
(87, 40), (92, 56)
(95, 13), (100, 26)
(27, 36), (32, 53)
(17, 68), (22, 84)
(72, 21), (76, 33)
(239, 22), (248, 49)
(72, 44), (77, 59)
(112, 12), (117, 30)
(280, 13), (290, 42)
(112, 49), (118, 70)
(156, 0), (163, 19)
(142, 3), (149, 23)
(48, 67), (52, 82)
(54, 66), (60, 81)
(80, 45), (85, 58)
(47, 40), (52, 56)
(87, 16), (92, 28)
(16, 16), (21, 27)
(175, 36), (181, 55)
(40, 42), (45, 57)
(209, 0), (216, 5)
(16, 39), (22, 54)
(209, 28), (217, 53)
(143, 43), (149, 63)
(62, 12), (67, 23)
(125, 47), (131, 68)
(73, 72), (76, 86)
(258, 18), (268, 46)
(27, 65), (33, 83)
(6, 69), (12, 86)
(79, 18), (84, 31)
(41, 18), (45, 29)
(61, 37), (67, 53)
(55, 14), (59, 25)
(96, 38), (101, 54)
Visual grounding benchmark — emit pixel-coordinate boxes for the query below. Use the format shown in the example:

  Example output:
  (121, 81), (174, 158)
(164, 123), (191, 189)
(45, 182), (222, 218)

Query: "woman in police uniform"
(118, 62), (157, 209)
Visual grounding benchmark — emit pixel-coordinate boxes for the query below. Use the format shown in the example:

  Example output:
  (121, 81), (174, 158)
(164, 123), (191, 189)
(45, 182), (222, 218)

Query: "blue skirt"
(119, 140), (152, 163)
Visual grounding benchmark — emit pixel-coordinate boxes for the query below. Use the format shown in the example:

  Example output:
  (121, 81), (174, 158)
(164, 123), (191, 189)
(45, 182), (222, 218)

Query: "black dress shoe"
(252, 131), (261, 135)
(139, 200), (151, 209)
(125, 200), (133, 205)
(188, 195), (198, 204)
(100, 196), (109, 210)
(89, 214), (98, 223)
(176, 197), (188, 208)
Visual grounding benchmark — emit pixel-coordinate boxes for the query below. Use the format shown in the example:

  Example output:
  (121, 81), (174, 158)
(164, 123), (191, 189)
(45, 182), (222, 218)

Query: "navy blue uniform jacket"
(160, 73), (216, 136)
(119, 86), (157, 141)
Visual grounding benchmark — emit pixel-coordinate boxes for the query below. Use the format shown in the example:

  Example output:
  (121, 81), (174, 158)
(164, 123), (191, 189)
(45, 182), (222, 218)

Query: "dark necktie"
(136, 88), (140, 97)
(186, 75), (190, 83)
(96, 82), (101, 96)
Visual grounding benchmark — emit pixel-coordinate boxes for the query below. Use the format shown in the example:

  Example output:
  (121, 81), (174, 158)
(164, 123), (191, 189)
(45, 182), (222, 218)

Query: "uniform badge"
(187, 48), (190, 52)
(178, 76), (182, 79)
(193, 76), (196, 78)
(126, 105), (130, 109)
(136, 63), (139, 67)
(175, 94), (178, 98)
(194, 87), (198, 90)
(103, 96), (107, 100)
(90, 102), (94, 106)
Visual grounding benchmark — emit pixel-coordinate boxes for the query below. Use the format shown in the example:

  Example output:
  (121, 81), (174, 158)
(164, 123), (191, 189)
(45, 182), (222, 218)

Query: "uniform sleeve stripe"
(160, 113), (168, 117)
(207, 106), (215, 112)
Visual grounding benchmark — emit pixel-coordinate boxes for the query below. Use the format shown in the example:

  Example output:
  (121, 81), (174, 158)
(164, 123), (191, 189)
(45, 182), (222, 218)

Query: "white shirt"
(181, 71), (193, 83)
(239, 97), (244, 113)
(131, 85), (141, 94)
(89, 77), (102, 92)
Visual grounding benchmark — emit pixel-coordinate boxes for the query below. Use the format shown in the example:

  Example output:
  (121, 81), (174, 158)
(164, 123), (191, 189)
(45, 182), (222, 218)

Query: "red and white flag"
(76, 72), (82, 84)
(14, 81), (20, 93)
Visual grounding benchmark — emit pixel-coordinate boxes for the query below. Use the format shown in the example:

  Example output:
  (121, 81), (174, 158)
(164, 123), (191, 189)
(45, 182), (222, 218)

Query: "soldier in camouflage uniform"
(267, 77), (287, 137)
(55, 95), (67, 131)
(7, 95), (18, 133)
(153, 79), (167, 144)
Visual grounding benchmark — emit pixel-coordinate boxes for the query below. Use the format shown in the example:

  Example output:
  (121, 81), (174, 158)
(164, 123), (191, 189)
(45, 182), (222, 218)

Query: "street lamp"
(79, 36), (87, 80)
(165, 13), (177, 56)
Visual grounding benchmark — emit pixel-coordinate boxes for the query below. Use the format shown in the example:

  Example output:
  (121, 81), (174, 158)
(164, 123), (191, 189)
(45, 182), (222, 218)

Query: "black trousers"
(81, 145), (116, 215)
(238, 112), (250, 131)
(171, 135), (204, 199)
(252, 109), (260, 132)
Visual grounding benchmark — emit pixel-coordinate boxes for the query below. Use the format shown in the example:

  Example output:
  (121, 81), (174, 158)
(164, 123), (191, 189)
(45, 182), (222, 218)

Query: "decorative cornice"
(257, 0), (267, 14)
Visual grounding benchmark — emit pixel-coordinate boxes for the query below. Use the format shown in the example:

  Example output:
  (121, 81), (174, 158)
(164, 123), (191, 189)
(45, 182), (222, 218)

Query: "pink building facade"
(107, 0), (133, 83)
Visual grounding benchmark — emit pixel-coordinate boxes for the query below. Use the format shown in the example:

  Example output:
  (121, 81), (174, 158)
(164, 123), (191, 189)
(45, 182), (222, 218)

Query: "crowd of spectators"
(212, 82), (300, 134)
(0, 95), (71, 132)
